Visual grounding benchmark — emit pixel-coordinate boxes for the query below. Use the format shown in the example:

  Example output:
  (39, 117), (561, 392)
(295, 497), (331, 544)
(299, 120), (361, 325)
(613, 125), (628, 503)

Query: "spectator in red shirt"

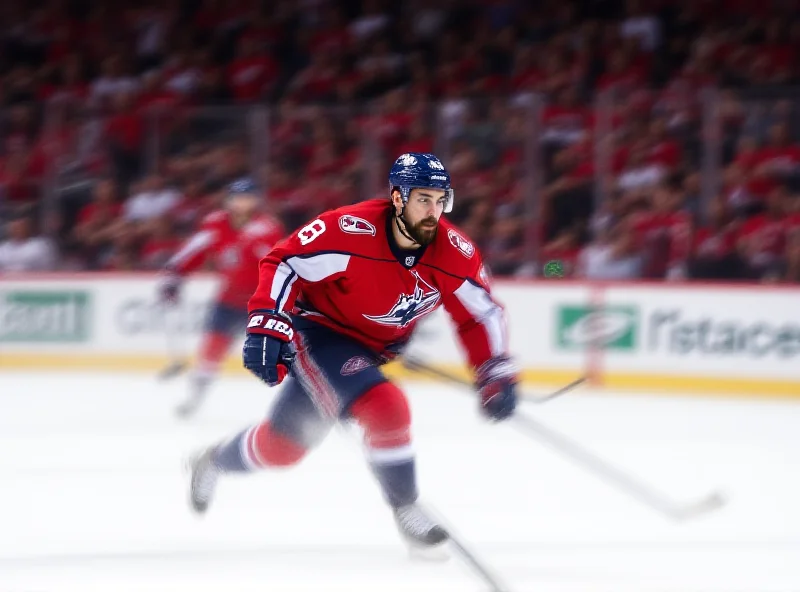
(785, 227), (800, 283)
(631, 180), (692, 279)
(90, 54), (140, 110)
(105, 92), (144, 187)
(286, 52), (341, 103)
(738, 184), (791, 280)
(170, 179), (217, 236)
(395, 117), (434, 156)
(140, 215), (182, 270)
(71, 178), (124, 269)
(786, 193), (800, 236)
(541, 85), (591, 148)
(227, 36), (278, 103)
(754, 123), (800, 181)
(646, 118), (682, 170)
(38, 55), (89, 107)
(103, 229), (140, 271)
(309, 5), (351, 56)
(509, 44), (544, 95)
(596, 48), (646, 95)
(690, 197), (745, 280)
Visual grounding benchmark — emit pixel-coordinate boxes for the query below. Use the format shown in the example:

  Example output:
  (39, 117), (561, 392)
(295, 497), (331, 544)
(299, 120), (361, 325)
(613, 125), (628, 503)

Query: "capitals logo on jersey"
(363, 272), (440, 328)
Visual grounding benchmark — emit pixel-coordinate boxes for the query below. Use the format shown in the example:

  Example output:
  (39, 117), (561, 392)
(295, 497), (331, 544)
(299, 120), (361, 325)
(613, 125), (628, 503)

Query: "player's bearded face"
(405, 214), (439, 245)
(402, 190), (445, 246)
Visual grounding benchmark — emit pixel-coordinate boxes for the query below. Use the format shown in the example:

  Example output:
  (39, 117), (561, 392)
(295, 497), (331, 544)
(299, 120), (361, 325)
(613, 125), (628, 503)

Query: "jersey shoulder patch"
(445, 227), (475, 259)
(339, 214), (376, 236)
(290, 201), (387, 252)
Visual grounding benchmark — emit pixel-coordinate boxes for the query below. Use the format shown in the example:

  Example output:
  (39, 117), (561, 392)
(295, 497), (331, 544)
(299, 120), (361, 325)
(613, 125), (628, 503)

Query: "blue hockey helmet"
(227, 177), (259, 196)
(388, 153), (454, 213)
(225, 177), (261, 218)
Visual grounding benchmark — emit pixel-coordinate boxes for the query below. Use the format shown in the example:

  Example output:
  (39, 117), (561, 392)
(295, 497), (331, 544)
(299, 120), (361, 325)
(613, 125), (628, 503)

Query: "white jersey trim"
(269, 253), (350, 313)
(167, 229), (215, 268)
(270, 262), (298, 312)
(453, 279), (507, 356)
(286, 253), (350, 282)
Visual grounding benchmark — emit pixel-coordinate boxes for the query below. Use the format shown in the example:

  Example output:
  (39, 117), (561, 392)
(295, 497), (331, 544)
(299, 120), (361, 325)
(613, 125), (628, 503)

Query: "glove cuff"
(247, 309), (294, 341)
(476, 356), (518, 388)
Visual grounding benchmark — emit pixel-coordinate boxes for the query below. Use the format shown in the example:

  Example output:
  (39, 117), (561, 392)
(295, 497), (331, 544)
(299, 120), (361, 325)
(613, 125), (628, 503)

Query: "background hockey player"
(158, 178), (285, 417)
(188, 153), (518, 549)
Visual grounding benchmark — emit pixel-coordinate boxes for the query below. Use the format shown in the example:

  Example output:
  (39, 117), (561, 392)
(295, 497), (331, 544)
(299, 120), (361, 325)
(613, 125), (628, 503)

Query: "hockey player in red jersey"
(187, 153), (518, 549)
(158, 178), (285, 417)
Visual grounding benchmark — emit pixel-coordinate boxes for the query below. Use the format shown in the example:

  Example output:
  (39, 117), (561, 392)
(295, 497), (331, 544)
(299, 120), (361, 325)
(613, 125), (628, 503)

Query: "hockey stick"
(158, 358), (188, 381)
(509, 413), (726, 521)
(401, 356), (724, 521)
(401, 355), (586, 404)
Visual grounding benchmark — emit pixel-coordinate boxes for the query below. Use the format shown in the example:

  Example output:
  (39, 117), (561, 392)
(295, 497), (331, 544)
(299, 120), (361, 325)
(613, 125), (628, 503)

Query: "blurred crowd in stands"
(1, 0), (799, 282)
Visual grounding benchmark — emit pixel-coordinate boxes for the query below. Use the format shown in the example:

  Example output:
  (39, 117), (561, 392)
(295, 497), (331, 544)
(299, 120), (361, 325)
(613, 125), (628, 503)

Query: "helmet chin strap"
(394, 201), (421, 246)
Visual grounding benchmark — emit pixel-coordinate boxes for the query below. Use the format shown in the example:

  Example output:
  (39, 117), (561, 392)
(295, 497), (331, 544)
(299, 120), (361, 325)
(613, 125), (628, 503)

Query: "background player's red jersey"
(249, 199), (508, 369)
(168, 210), (285, 307)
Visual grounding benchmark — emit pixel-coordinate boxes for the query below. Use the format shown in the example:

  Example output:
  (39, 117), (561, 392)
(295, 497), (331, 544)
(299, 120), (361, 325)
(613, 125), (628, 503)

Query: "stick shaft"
(401, 356), (585, 404)
(402, 356), (720, 520)
(511, 412), (693, 518)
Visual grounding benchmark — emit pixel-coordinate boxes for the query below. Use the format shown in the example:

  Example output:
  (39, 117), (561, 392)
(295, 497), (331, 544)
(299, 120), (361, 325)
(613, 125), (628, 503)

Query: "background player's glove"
(476, 356), (518, 421)
(157, 272), (181, 305)
(243, 309), (296, 386)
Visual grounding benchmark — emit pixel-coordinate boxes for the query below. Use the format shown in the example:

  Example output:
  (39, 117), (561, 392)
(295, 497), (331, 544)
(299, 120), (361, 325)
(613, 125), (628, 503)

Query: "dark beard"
(404, 216), (438, 246)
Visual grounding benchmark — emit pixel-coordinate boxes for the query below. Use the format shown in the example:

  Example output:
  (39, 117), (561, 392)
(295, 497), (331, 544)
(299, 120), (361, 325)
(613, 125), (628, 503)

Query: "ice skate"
(188, 446), (220, 514)
(174, 390), (207, 418)
(394, 503), (449, 551)
(175, 375), (212, 419)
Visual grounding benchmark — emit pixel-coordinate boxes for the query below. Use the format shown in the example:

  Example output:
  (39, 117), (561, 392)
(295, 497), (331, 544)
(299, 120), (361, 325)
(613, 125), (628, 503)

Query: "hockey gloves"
(243, 309), (296, 386)
(157, 272), (181, 304)
(476, 356), (518, 421)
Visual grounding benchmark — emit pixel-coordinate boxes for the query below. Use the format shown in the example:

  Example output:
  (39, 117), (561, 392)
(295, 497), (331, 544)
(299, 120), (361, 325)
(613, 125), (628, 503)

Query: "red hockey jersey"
(248, 199), (508, 370)
(168, 210), (285, 308)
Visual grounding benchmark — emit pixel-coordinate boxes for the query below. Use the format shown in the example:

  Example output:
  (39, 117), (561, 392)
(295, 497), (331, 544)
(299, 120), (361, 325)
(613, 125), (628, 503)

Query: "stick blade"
(158, 361), (188, 381)
(669, 491), (727, 521)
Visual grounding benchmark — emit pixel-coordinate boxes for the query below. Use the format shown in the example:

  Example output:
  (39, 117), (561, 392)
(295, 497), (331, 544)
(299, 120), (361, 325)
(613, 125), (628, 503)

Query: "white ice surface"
(1, 371), (799, 592)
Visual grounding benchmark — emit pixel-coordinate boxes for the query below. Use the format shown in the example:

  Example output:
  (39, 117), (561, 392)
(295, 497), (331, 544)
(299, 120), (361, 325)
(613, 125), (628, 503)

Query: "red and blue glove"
(243, 309), (296, 386)
(476, 356), (518, 421)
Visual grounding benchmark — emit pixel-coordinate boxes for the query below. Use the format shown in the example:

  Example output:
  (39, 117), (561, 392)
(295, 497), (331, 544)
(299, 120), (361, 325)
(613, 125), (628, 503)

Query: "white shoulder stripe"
(286, 253), (350, 282)
(453, 279), (506, 356)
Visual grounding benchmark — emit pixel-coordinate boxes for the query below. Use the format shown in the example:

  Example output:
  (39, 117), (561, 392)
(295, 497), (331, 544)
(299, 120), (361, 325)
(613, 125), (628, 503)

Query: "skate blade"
(407, 542), (451, 562)
(175, 398), (202, 419)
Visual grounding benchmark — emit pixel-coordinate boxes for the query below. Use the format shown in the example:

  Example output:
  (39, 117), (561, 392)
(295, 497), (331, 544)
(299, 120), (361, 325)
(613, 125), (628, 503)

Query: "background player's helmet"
(388, 153), (454, 213)
(226, 177), (261, 218)
(227, 177), (259, 197)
